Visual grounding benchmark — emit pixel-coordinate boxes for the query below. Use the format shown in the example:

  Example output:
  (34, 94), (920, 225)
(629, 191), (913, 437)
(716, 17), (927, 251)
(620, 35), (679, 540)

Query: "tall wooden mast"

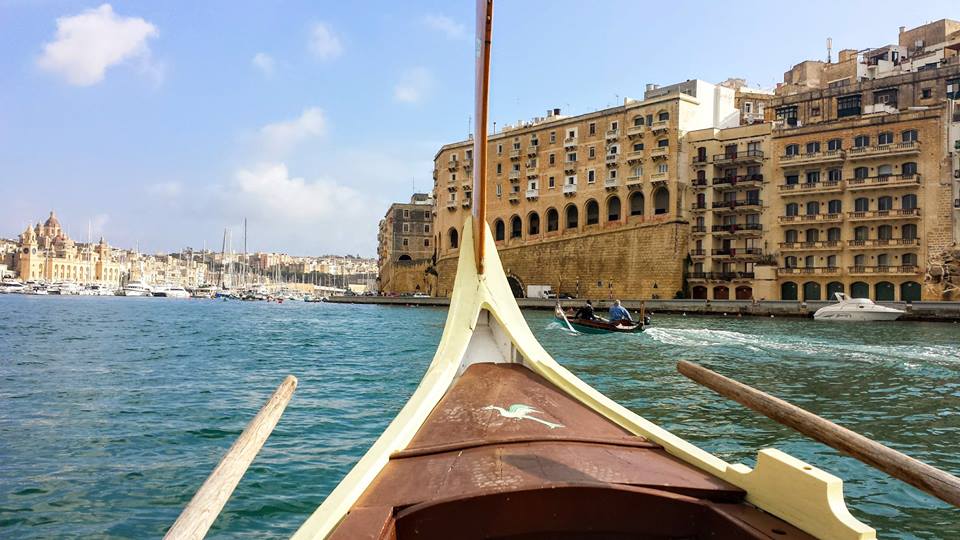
(471, 0), (493, 274)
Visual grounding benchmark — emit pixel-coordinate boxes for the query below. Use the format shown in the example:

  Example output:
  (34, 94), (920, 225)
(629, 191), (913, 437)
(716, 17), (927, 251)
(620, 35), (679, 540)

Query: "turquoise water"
(0, 295), (958, 539)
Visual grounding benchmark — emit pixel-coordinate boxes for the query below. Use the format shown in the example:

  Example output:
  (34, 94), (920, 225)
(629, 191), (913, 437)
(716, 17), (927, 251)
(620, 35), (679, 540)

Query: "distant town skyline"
(3, 1), (957, 256)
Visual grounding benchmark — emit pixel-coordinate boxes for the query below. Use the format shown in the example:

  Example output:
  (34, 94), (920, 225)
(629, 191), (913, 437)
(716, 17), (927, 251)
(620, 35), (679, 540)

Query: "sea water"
(0, 295), (957, 539)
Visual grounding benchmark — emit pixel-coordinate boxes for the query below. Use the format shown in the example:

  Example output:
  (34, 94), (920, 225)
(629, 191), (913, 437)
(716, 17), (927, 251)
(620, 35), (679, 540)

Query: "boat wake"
(545, 321), (581, 336)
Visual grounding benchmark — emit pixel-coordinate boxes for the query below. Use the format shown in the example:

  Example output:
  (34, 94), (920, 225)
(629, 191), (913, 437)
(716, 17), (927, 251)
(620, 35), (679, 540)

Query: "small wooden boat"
(554, 303), (644, 333)
(288, 3), (874, 539)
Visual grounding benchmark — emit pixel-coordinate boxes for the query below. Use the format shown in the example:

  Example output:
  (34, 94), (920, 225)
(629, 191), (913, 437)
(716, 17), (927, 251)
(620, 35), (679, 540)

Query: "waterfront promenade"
(328, 296), (960, 322)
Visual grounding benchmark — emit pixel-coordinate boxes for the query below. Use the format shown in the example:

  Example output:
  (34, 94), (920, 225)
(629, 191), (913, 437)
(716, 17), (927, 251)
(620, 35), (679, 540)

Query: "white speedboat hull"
(813, 309), (903, 322)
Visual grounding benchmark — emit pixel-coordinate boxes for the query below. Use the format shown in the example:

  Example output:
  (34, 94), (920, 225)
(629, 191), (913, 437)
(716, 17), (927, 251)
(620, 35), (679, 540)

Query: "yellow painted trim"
(291, 217), (875, 540)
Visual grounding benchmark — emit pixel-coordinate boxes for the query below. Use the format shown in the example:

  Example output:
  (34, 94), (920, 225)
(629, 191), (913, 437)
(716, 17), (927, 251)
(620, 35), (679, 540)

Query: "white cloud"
(258, 107), (326, 157)
(37, 4), (159, 86)
(393, 67), (433, 104)
(308, 22), (343, 60)
(251, 52), (275, 77)
(146, 181), (182, 198)
(421, 14), (466, 40)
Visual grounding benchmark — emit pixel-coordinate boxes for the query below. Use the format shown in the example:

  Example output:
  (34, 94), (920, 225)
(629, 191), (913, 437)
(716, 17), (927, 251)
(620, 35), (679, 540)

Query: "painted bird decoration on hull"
(483, 404), (564, 429)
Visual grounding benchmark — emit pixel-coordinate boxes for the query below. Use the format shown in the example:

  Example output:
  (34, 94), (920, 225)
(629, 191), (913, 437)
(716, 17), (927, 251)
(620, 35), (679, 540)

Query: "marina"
(0, 295), (957, 538)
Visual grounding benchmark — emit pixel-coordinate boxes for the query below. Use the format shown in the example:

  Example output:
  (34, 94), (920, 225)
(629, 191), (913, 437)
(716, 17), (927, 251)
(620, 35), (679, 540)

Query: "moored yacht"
(85, 283), (116, 296)
(49, 281), (82, 295)
(154, 285), (190, 298)
(0, 279), (25, 294)
(190, 284), (218, 298)
(813, 292), (905, 321)
(120, 281), (153, 297)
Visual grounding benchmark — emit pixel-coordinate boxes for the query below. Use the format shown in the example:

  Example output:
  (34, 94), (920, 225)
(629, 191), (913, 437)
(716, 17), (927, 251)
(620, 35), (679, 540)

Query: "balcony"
(846, 141), (919, 160)
(712, 223), (762, 235)
(691, 225), (707, 235)
(779, 240), (841, 251)
(563, 161), (578, 173)
(691, 178), (709, 189)
(779, 149), (843, 166)
(446, 200), (457, 209)
(848, 238), (921, 249)
(650, 172), (667, 182)
(626, 175), (643, 188)
(447, 159), (458, 170)
(712, 199), (761, 212)
(848, 265), (920, 275)
(525, 188), (539, 199)
(604, 177), (619, 189)
(461, 198), (472, 208)
(846, 174), (921, 190)
(509, 149), (522, 160)
(713, 149), (764, 165)
(626, 124), (646, 137)
(650, 120), (669, 134)
(778, 213), (843, 224)
(564, 137), (578, 148)
(847, 208), (920, 221)
(691, 202), (707, 212)
(526, 170), (539, 178)
(712, 248), (763, 258)
(779, 179), (843, 195)
(692, 155), (710, 167)
(778, 267), (841, 275)
(527, 146), (539, 156)
(508, 170), (520, 181)
(687, 271), (756, 281)
(606, 128), (620, 140)
(508, 192), (520, 203)
(712, 175), (763, 190)
(463, 158), (473, 170)
(563, 184), (578, 195)
(625, 151), (644, 163)
(650, 147), (669, 159)
(605, 153), (619, 165)
(690, 249), (706, 258)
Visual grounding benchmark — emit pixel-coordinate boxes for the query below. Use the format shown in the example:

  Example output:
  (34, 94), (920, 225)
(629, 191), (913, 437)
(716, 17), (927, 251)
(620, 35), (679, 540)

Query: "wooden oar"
(164, 375), (298, 540)
(677, 361), (960, 507)
(555, 302), (578, 333)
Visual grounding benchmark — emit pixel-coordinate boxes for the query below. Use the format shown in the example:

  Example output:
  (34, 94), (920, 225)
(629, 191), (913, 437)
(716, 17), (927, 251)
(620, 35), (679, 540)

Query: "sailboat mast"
(472, 0), (494, 274)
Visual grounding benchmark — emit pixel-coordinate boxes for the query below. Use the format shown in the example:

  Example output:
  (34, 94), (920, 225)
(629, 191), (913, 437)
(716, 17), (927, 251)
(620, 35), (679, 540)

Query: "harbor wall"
(434, 220), (689, 300)
(378, 259), (435, 296)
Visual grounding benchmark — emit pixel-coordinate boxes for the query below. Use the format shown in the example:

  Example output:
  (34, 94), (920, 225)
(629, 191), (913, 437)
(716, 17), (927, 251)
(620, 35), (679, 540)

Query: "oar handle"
(677, 360), (960, 508)
(164, 375), (298, 539)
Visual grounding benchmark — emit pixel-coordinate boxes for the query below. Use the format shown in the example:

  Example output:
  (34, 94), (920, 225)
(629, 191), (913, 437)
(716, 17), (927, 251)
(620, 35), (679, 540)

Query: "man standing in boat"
(608, 299), (633, 323)
(575, 300), (597, 320)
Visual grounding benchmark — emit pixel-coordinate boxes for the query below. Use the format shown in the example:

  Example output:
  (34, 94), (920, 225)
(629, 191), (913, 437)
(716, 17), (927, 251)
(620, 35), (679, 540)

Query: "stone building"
(377, 193), (435, 294)
(432, 80), (741, 299)
(15, 211), (123, 284)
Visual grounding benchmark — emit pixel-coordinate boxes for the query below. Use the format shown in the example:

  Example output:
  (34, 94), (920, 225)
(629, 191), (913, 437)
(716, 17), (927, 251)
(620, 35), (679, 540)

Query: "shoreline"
(326, 296), (960, 322)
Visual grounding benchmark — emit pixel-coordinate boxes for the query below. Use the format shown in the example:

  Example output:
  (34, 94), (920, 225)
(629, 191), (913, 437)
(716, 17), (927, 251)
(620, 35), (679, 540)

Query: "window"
(805, 171), (820, 184)
(878, 225), (893, 240)
(877, 164), (893, 177)
(837, 94), (862, 118)
(496, 163), (502, 175)
(873, 88), (898, 108)
(826, 255), (837, 268)
(588, 123), (596, 135)
(403, 209), (410, 218)
(513, 141), (520, 150)
(776, 105), (798, 126)
(785, 229), (798, 243)
(877, 254), (889, 267)
(854, 135), (869, 148)
(854, 254), (866, 266)
(451, 172), (457, 182)
(510, 216), (522, 238)
(744, 102), (753, 113)
(854, 166), (869, 179)
(610, 121), (618, 131)
(785, 144), (799, 156)
(854, 198), (869, 212)
(806, 141), (820, 154)
(630, 191), (644, 216)
(658, 111), (669, 121)
(877, 196), (893, 211)
(512, 163), (520, 172)
(902, 130), (918, 143)
(657, 163), (668, 174)
(585, 200), (599, 225)
(878, 132), (893, 145)
(497, 144), (503, 155)
(646, 114), (653, 126)
(854, 226), (869, 241)
(657, 139), (669, 147)
(548, 176), (555, 188)
(565, 205), (578, 229)
(494, 219), (504, 241)
(546, 208), (559, 232)
(566, 175), (576, 185)
(528, 213), (540, 235)
(806, 201), (820, 215)
(696, 147), (706, 161)
(804, 255), (815, 268)
(402, 238), (408, 247)
(633, 115), (644, 127)
(902, 224), (917, 239)
(496, 184), (502, 197)
(588, 146), (596, 159)
(828, 200), (842, 214)
(903, 253), (918, 266)
(549, 153), (555, 165)
(785, 174), (799, 185)
(402, 223), (410, 233)
(921, 88), (932, 99)
(827, 138), (842, 151)
(531, 137), (538, 147)
(549, 131), (557, 143)
(902, 194), (917, 209)
(827, 227), (841, 241)
(424, 224), (430, 233)
(784, 256), (797, 268)
(786, 203), (799, 216)
(587, 170), (596, 183)
(608, 145), (619, 155)
(528, 180), (538, 191)
(567, 152), (577, 162)
(653, 187), (669, 215)
(633, 142), (644, 152)
(811, 105), (821, 116)
(448, 228), (459, 249)
(608, 196), (621, 221)
(805, 229), (819, 242)
(567, 129), (576, 139)
(902, 162), (918, 176)
(424, 238), (430, 247)
(828, 168), (842, 182)
(633, 165), (643, 177)
(609, 169), (617, 180)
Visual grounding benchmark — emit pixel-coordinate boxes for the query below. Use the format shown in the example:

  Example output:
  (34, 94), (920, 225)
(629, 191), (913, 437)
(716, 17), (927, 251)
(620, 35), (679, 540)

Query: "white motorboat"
(813, 293), (904, 321)
(121, 281), (153, 297)
(49, 281), (82, 295)
(85, 283), (116, 296)
(155, 285), (190, 298)
(0, 279), (25, 294)
(190, 284), (218, 298)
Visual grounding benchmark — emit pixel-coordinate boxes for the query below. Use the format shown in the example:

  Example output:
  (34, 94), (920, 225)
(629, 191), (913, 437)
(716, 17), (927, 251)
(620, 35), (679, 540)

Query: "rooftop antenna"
(827, 37), (833, 63)
(467, 115), (472, 138)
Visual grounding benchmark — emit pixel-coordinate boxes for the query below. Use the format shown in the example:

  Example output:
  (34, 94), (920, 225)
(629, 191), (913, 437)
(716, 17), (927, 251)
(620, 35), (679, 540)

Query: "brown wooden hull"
(327, 363), (814, 540)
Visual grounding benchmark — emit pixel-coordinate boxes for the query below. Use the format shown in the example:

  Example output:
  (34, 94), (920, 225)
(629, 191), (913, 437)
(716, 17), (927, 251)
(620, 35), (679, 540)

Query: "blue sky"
(1, 1), (956, 256)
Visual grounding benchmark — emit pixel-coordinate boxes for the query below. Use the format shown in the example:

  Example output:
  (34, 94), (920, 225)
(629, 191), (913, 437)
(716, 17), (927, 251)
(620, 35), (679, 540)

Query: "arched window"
(878, 132), (894, 145)
(902, 253), (917, 266)
(629, 192), (645, 216)
(607, 196), (621, 222)
(657, 110), (669, 121)
(877, 196), (893, 211)
(804, 255), (815, 268)
(633, 115), (644, 126)
(854, 167), (869, 179)
(785, 203), (799, 216)
(781, 281), (798, 301)
(653, 187), (669, 215)
(528, 212), (540, 235)
(875, 281), (895, 301)
(784, 256), (798, 268)
(510, 215), (522, 238)
(828, 199), (842, 214)
(878, 164), (893, 177)
(826, 255), (837, 268)
(805, 228), (819, 242)
(854, 197), (869, 212)
(565, 205), (579, 229)
(803, 281), (821, 301)
(806, 201), (820, 215)
(785, 229), (798, 243)
(584, 199), (600, 225)
(785, 144), (799, 156)
(900, 281), (921, 301)
(877, 225), (893, 240)
(901, 129), (918, 143)
(851, 282), (869, 298)
(902, 162), (918, 176)
(854, 134), (870, 148)
(827, 282), (844, 298)
(494, 219), (505, 241)
(902, 194), (917, 210)
(854, 254), (866, 267)
(713, 286), (729, 300)
(398, 254), (412, 262)
(902, 224), (917, 240)
(806, 141), (820, 153)
(877, 253), (890, 267)
(448, 228), (459, 249)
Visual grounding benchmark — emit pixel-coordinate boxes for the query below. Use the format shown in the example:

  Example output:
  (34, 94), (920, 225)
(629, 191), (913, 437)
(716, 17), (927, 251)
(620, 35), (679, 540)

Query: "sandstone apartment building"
(407, 19), (960, 301)
(377, 193), (435, 294)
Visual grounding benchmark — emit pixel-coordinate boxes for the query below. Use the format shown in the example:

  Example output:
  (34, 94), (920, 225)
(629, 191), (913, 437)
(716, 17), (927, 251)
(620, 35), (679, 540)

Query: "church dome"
(44, 211), (61, 228)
